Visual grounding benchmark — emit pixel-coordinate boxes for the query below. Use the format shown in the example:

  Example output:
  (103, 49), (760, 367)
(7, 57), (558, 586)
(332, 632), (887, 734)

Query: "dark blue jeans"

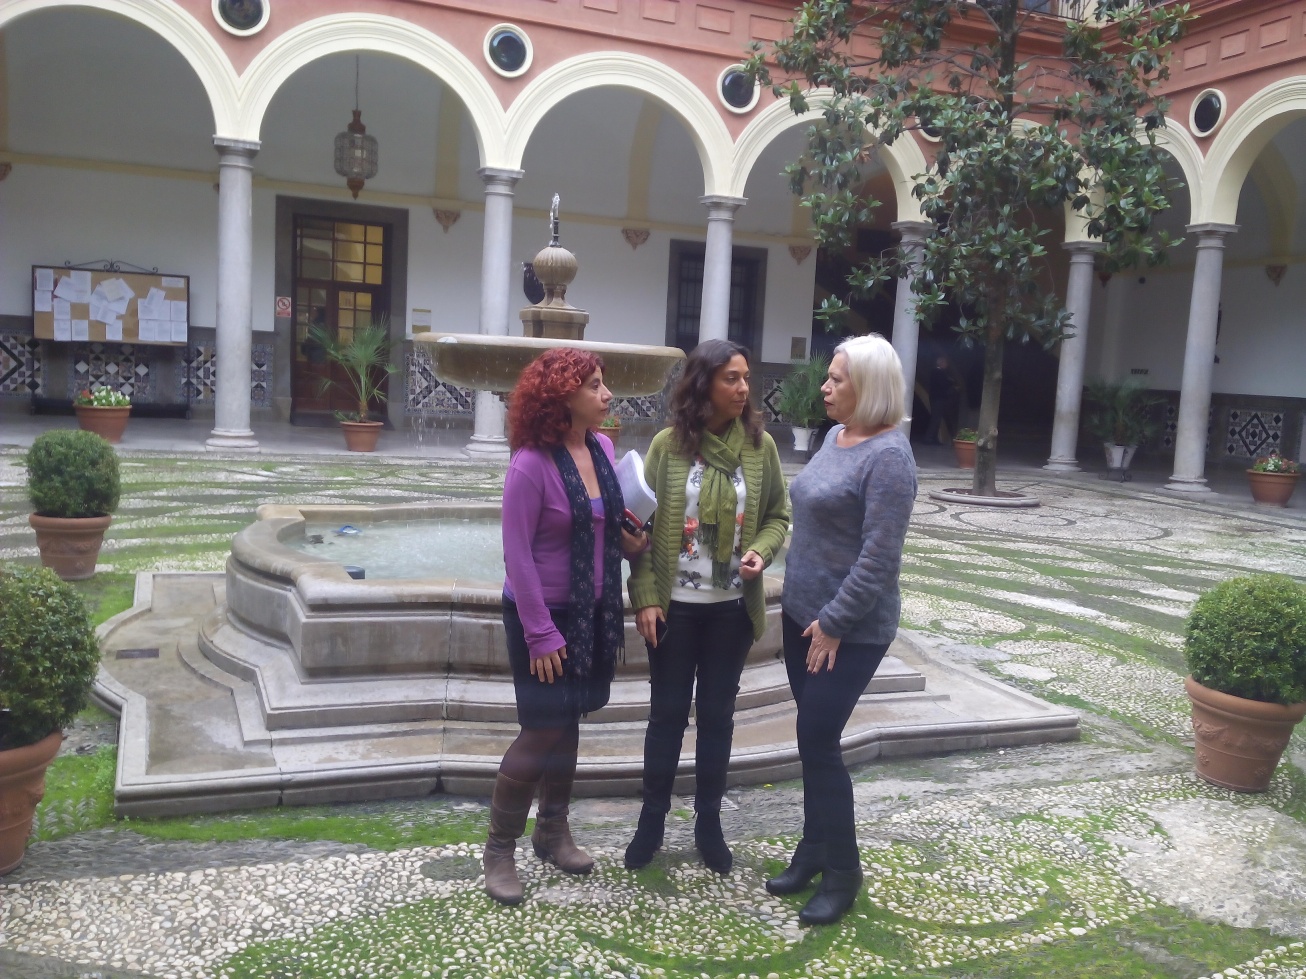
(782, 612), (889, 872)
(641, 598), (754, 813)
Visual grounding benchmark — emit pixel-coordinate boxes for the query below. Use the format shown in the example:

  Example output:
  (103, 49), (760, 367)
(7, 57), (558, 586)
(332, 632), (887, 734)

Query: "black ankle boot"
(799, 866), (863, 925)
(766, 841), (826, 895)
(694, 809), (732, 874)
(624, 807), (666, 870)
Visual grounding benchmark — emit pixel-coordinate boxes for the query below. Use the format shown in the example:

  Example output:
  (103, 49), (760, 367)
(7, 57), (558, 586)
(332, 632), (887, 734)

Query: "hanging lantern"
(333, 56), (379, 199)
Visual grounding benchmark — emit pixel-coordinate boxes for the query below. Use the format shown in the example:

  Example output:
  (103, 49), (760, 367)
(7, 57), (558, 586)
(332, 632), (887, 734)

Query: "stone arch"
(236, 13), (503, 163)
(730, 94), (928, 222)
(0, 0), (236, 132)
(503, 52), (732, 196)
(1201, 77), (1306, 226)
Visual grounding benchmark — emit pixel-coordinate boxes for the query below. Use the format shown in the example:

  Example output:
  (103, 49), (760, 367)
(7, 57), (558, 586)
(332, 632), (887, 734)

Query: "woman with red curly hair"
(484, 347), (645, 906)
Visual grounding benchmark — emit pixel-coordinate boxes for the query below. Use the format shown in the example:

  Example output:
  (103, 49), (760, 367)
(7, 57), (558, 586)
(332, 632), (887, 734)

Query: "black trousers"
(641, 598), (754, 813)
(782, 612), (890, 872)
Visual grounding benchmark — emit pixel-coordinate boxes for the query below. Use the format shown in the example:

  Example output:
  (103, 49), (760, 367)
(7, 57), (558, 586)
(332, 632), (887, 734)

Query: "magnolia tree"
(748, 0), (1189, 495)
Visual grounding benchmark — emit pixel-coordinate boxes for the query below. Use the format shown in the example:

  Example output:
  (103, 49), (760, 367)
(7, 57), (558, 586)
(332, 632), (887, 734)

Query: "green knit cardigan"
(627, 426), (790, 640)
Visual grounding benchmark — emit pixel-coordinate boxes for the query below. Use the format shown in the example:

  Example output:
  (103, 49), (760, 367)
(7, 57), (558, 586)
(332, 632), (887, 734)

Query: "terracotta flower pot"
(341, 420), (383, 452)
(1185, 675), (1306, 792)
(599, 423), (621, 448)
(0, 730), (62, 876)
(1246, 469), (1299, 507)
(74, 405), (131, 444)
(28, 513), (112, 581)
(952, 438), (976, 469)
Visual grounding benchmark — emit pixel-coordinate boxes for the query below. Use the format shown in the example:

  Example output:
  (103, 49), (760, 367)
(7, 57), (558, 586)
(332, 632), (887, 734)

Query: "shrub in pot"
(1083, 378), (1164, 471)
(952, 427), (977, 469)
(27, 429), (121, 580)
(1184, 573), (1306, 792)
(775, 355), (829, 452)
(0, 565), (102, 874)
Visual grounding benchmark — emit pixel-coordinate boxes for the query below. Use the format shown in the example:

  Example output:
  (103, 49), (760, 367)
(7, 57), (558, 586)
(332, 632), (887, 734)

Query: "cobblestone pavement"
(3, 452), (1306, 979)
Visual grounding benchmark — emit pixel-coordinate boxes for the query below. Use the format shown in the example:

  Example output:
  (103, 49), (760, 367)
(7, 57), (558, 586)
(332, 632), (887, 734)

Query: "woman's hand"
(621, 527), (648, 555)
(530, 647), (567, 683)
(802, 620), (841, 674)
(739, 549), (765, 581)
(636, 606), (665, 647)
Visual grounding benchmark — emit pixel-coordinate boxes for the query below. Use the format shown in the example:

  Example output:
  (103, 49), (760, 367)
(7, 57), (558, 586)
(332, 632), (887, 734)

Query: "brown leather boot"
(483, 773), (536, 905)
(530, 766), (594, 875)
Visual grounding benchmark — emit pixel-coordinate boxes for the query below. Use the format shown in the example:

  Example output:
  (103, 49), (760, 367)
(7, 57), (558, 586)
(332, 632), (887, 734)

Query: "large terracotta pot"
(28, 513), (112, 581)
(0, 730), (62, 876)
(341, 420), (383, 452)
(74, 405), (131, 444)
(1246, 470), (1299, 507)
(1185, 675), (1306, 792)
(953, 438), (976, 469)
(599, 423), (621, 448)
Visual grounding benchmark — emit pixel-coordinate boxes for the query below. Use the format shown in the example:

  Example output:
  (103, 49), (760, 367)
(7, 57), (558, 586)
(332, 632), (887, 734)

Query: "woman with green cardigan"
(625, 339), (790, 873)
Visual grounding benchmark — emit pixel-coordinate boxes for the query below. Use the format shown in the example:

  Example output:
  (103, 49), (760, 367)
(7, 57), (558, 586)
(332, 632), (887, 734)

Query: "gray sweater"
(783, 426), (916, 644)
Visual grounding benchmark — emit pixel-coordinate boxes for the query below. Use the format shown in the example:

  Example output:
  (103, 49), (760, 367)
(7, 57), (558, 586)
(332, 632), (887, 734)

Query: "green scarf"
(697, 418), (745, 590)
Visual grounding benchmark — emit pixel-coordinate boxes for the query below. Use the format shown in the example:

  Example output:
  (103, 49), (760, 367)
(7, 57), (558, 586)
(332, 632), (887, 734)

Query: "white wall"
(406, 206), (484, 337)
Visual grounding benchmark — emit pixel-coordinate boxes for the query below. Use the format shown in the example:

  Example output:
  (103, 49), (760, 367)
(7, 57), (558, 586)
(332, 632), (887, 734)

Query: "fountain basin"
(412, 332), (685, 396)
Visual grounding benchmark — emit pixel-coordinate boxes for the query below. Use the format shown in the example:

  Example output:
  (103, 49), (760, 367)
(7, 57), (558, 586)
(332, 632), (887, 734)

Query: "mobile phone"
(621, 508), (649, 536)
(655, 617), (669, 643)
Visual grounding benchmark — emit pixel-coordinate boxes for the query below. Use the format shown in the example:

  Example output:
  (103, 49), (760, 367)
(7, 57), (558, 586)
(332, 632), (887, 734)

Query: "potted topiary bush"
(308, 318), (397, 452)
(0, 565), (102, 874)
(73, 385), (132, 444)
(27, 429), (121, 580)
(775, 355), (829, 452)
(1184, 573), (1306, 792)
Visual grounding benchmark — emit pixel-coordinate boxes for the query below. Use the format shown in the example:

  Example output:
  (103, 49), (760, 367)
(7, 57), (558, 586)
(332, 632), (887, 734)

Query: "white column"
(1045, 240), (1104, 471)
(889, 220), (931, 427)
(698, 195), (746, 343)
(465, 167), (523, 460)
(206, 137), (261, 450)
(1166, 223), (1238, 492)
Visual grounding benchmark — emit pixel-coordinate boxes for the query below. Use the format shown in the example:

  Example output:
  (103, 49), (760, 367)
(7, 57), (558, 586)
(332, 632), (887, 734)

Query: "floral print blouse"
(672, 455), (747, 603)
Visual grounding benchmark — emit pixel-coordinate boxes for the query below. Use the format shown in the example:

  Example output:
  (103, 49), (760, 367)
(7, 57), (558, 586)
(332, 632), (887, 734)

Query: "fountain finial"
(549, 193), (561, 246)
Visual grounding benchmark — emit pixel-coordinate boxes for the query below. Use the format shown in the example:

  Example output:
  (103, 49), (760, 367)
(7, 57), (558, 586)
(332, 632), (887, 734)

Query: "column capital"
(479, 166), (524, 191)
(891, 220), (933, 243)
(699, 194), (747, 218)
(212, 136), (260, 159)
(1061, 240), (1105, 255)
(1185, 222), (1239, 239)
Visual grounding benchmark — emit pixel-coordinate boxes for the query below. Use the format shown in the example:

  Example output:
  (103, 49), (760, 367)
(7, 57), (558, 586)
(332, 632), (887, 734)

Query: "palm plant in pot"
(1084, 378), (1165, 472)
(308, 318), (397, 452)
(775, 355), (829, 452)
(0, 565), (102, 874)
(1184, 573), (1306, 792)
(27, 429), (121, 580)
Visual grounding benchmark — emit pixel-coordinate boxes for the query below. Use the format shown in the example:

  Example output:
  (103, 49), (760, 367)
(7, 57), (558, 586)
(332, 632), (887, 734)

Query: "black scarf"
(551, 432), (626, 710)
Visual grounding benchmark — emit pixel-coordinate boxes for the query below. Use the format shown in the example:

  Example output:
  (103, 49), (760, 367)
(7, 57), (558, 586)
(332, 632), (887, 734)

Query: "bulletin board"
(32, 265), (190, 347)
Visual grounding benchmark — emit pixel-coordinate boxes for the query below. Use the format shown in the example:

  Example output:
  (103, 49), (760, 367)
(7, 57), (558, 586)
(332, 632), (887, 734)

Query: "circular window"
(1191, 89), (1225, 136)
(918, 118), (942, 142)
(212, 0), (269, 36)
(718, 66), (759, 114)
(484, 24), (532, 78)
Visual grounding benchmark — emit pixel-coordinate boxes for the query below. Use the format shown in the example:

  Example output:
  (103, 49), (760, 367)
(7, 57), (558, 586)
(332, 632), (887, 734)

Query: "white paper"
(71, 319), (89, 341)
(171, 320), (187, 342)
(90, 299), (110, 324)
(35, 268), (54, 292)
(107, 296), (130, 316)
(146, 287), (166, 305)
(53, 319), (71, 342)
(105, 318), (123, 342)
(70, 270), (92, 303)
(139, 319), (156, 342)
(170, 300), (187, 322)
(161, 276), (184, 288)
(53, 276), (79, 301)
(34, 290), (52, 313)
(53, 298), (71, 319)
(614, 450), (657, 525)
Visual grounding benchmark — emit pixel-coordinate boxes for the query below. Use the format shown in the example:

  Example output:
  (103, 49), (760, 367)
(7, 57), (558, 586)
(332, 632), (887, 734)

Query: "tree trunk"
(972, 327), (1004, 497)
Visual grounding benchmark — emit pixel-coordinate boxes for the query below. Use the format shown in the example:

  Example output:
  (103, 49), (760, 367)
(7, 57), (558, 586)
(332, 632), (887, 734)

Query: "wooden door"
(292, 217), (388, 417)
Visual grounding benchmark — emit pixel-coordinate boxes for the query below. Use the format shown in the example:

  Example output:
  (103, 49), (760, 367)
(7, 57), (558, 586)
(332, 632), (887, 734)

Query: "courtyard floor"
(1, 427), (1306, 979)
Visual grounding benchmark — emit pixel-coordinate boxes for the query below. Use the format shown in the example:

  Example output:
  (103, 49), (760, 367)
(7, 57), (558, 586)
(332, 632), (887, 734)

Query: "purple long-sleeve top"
(502, 433), (615, 660)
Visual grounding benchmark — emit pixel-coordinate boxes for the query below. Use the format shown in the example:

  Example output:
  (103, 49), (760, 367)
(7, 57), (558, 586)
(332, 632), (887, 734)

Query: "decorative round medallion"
(484, 24), (532, 79)
(1191, 89), (1225, 136)
(717, 66), (759, 114)
(212, 0), (270, 36)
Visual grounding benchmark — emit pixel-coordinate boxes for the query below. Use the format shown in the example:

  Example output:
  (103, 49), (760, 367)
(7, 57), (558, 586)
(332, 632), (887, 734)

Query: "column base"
(463, 435), (510, 461)
(1164, 476), (1213, 493)
(206, 430), (261, 450)
(1043, 458), (1081, 472)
